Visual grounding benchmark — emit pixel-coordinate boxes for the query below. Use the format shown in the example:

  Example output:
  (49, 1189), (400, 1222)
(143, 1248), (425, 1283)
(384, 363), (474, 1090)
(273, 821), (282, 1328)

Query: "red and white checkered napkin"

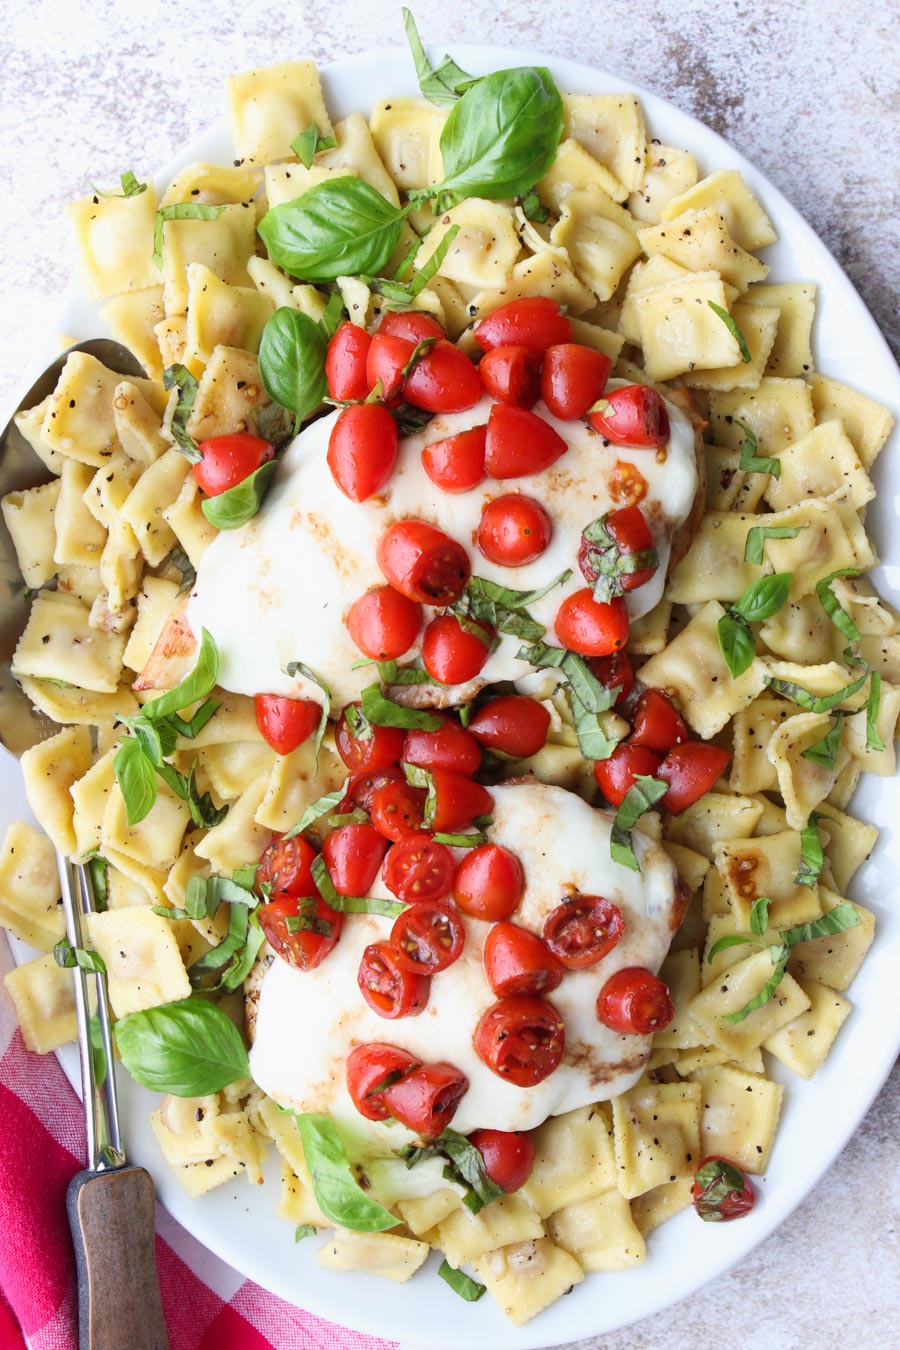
(0, 936), (397, 1350)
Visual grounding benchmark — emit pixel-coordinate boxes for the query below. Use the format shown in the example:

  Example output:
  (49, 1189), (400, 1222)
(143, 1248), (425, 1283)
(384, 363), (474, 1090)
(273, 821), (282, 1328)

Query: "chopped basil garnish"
(707, 301), (752, 363)
(716, 573), (791, 678)
(433, 829), (489, 847)
(452, 570), (570, 643)
(520, 188), (549, 222)
(735, 419), (781, 478)
(518, 639), (623, 760)
(402, 8), (473, 108)
(311, 854), (406, 918)
(284, 660), (331, 762)
(402, 762), (438, 827)
(360, 659), (436, 688)
(170, 545), (197, 596)
(610, 775), (668, 872)
(114, 997), (249, 1096)
(801, 713), (844, 770)
(259, 306), (328, 431)
(86, 853), (109, 912)
(815, 569), (861, 644)
(53, 938), (107, 975)
(290, 123), (337, 167)
(86, 169), (147, 199)
(764, 666), (870, 714)
(202, 458), (278, 530)
(401, 1127), (504, 1214)
(360, 683), (443, 731)
(438, 1260), (486, 1301)
(187, 902), (265, 991)
(693, 1158), (751, 1222)
(294, 1112), (397, 1231)
(779, 903), (861, 948)
(580, 515), (658, 604)
(284, 787), (347, 840)
(795, 812), (826, 888)
(364, 226), (461, 308)
(259, 177), (411, 283)
(163, 364), (202, 463)
(400, 336), (438, 381)
(866, 671), (885, 751)
(743, 524), (805, 566)
(152, 202), (225, 270)
(294, 1223), (317, 1243)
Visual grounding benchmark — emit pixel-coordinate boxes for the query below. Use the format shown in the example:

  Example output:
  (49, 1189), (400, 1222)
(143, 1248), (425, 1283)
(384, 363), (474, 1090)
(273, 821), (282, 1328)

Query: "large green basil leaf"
(258, 177), (407, 282)
(114, 998), (249, 1095)
(258, 307), (328, 427)
(202, 459), (278, 530)
(141, 628), (219, 721)
(296, 1113), (397, 1231)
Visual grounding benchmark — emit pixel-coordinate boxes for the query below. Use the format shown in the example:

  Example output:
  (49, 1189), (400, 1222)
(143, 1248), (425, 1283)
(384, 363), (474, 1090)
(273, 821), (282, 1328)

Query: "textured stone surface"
(1, 2), (898, 1346)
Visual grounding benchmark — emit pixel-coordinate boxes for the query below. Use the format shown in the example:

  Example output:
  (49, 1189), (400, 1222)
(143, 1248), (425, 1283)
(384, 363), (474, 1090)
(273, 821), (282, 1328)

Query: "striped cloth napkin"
(0, 935), (395, 1350)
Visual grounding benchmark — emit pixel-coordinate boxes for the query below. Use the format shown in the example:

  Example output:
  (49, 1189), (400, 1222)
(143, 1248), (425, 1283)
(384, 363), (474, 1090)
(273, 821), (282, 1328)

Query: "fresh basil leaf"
(284, 660), (331, 761)
(53, 938), (107, 975)
(141, 628), (219, 721)
(467, 570), (572, 612)
(795, 813), (826, 888)
(202, 459), (277, 530)
(517, 640), (615, 713)
(87, 854), (109, 912)
(721, 944), (789, 1024)
(779, 902), (861, 948)
(153, 202), (225, 269)
(707, 301), (752, 362)
(402, 762), (437, 826)
(432, 829), (488, 847)
(735, 419), (780, 477)
(401, 1127), (504, 1213)
(113, 736), (158, 825)
(813, 568), (860, 644)
(163, 364), (202, 463)
(251, 400), (296, 448)
(294, 1223), (317, 1243)
(284, 787), (347, 840)
(290, 123), (337, 168)
(750, 896), (771, 938)
(170, 545), (197, 595)
(373, 660), (436, 687)
(259, 177), (408, 283)
(220, 911), (267, 992)
(866, 671), (885, 751)
(325, 809), (369, 828)
(743, 524), (805, 566)
(610, 775), (669, 872)
(86, 169), (147, 198)
(401, 336), (438, 381)
(801, 713), (845, 770)
(167, 696), (220, 742)
(706, 932), (759, 962)
(259, 307), (328, 428)
(521, 189), (549, 222)
(438, 1260), (486, 1301)
(716, 611), (755, 679)
(295, 1113), (397, 1231)
(311, 855), (406, 918)
(569, 699), (623, 761)
(393, 402), (434, 436)
(318, 291), (345, 340)
(454, 572), (570, 645)
(402, 8), (473, 109)
(360, 683), (442, 731)
(114, 997), (249, 1095)
(189, 902), (251, 988)
(764, 666), (870, 714)
(733, 573), (792, 623)
(184, 762), (229, 830)
(422, 67), (564, 211)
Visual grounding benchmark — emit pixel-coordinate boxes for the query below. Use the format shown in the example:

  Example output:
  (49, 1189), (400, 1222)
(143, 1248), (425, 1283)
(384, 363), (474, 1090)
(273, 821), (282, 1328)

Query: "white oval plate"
(6, 41), (900, 1350)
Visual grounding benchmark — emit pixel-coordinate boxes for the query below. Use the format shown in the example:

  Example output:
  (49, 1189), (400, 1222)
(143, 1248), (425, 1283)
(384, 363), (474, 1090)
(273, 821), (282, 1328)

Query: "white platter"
(5, 40), (900, 1350)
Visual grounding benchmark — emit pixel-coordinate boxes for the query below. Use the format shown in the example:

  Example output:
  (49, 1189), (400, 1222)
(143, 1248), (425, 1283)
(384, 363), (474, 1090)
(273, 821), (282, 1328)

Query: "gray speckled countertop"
(1, 1), (898, 1346)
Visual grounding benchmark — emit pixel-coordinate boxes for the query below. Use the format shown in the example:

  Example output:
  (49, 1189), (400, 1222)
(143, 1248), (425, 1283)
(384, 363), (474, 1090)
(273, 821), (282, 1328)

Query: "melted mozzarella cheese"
(248, 783), (679, 1146)
(187, 391), (697, 708)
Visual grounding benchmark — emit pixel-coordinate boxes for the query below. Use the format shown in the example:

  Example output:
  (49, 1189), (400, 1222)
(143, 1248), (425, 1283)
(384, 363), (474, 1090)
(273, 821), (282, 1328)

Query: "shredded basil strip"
(694, 1158), (750, 1221)
(402, 8), (473, 109)
(202, 458), (278, 530)
(311, 854), (406, 918)
(433, 829), (489, 847)
(815, 569), (861, 644)
(801, 712), (845, 770)
(764, 666), (870, 714)
(402, 762), (438, 827)
(453, 570), (570, 643)
(521, 188), (549, 222)
(722, 945), (790, 1024)
(735, 418), (781, 477)
(743, 524), (805, 566)
(360, 683), (442, 731)
(438, 1260), (486, 1301)
(795, 813), (826, 887)
(86, 853), (109, 912)
(53, 939), (107, 975)
(163, 364), (202, 463)
(866, 671), (885, 751)
(259, 306), (328, 430)
(284, 660), (331, 761)
(152, 202), (225, 270)
(518, 639), (623, 760)
(86, 168), (147, 199)
(290, 123), (337, 167)
(114, 998), (249, 1096)
(294, 1113), (397, 1231)
(610, 775), (669, 872)
(580, 515), (657, 604)
(707, 301), (752, 363)
(284, 787), (347, 840)
(780, 902), (860, 948)
(402, 1127), (504, 1213)
(294, 1223), (317, 1243)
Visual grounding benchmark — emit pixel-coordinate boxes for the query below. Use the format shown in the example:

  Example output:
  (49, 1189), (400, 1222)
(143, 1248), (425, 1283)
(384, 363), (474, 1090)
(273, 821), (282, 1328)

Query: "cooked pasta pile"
(0, 45), (896, 1326)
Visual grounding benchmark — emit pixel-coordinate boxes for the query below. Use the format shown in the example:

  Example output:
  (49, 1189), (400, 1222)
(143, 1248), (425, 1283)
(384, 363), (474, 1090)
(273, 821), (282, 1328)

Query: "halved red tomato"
(322, 823), (387, 896)
(382, 838), (456, 904)
(543, 894), (624, 968)
(258, 894), (342, 972)
(482, 922), (563, 997)
(346, 1042), (420, 1121)
(596, 967), (674, 1033)
(382, 1061), (468, 1136)
(473, 995), (565, 1086)
(390, 898), (466, 974)
(254, 694), (320, 755)
(193, 433), (274, 496)
(357, 940), (430, 1018)
(474, 298), (573, 353)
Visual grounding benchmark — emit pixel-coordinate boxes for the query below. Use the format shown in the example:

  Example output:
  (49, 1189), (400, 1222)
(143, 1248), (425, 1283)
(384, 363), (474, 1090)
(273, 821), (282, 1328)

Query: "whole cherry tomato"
(366, 332), (414, 404)
(193, 433), (274, 498)
(382, 1061), (469, 1136)
(479, 345), (543, 408)
(357, 940), (430, 1018)
(554, 589), (629, 657)
(421, 425), (487, 493)
(483, 922), (563, 997)
(657, 743), (731, 814)
(404, 340), (482, 413)
(629, 689), (689, 754)
(589, 385), (670, 449)
(382, 838), (457, 904)
(485, 404), (568, 479)
(327, 403), (399, 502)
(254, 694), (320, 755)
(347, 585), (422, 661)
(540, 344), (611, 420)
(257, 833), (317, 900)
(258, 893), (343, 971)
(470, 1128), (535, 1193)
(578, 505), (659, 596)
(474, 995), (565, 1086)
(343, 765), (405, 813)
(429, 771), (493, 834)
(543, 894), (625, 968)
(421, 614), (494, 685)
(378, 311), (444, 344)
(346, 1042), (420, 1121)
(453, 844), (524, 921)
(476, 495), (552, 566)
(325, 322), (371, 402)
(335, 708), (405, 775)
(587, 650), (635, 707)
(377, 520), (470, 605)
(322, 823), (387, 896)
(466, 695), (551, 758)
(370, 779), (429, 842)
(692, 1157), (756, 1222)
(596, 966), (674, 1033)
(402, 717), (482, 777)
(593, 743), (663, 807)
(390, 897), (466, 974)
(474, 298), (573, 353)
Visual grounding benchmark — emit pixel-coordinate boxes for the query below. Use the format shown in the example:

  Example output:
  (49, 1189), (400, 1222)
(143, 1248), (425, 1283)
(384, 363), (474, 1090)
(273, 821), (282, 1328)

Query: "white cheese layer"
(187, 392), (697, 708)
(248, 783), (679, 1147)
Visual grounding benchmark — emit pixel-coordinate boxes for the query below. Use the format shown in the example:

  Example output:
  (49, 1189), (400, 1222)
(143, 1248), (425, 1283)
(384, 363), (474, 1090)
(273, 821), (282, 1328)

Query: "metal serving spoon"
(0, 340), (168, 1349)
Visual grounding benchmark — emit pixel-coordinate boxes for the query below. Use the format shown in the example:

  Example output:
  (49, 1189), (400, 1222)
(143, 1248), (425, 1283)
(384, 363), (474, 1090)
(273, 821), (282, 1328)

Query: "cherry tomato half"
(378, 311), (445, 344)
(254, 694), (320, 755)
(470, 1128), (535, 1193)
(383, 838), (457, 904)
(257, 833), (317, 900)
(335, 708), (405, 775)
(421, 425), (487, 493)
(540, 344), (611, 420)
(421, 614), (494, 685)
(370, 779), (429, 842)
(554, 589), (629, 657)
(596, 967), (674, 1034)
(343, 765), (405, 813)
(479, 345), (543, 409)
(322, 823), (387, 896)
(327, 403), (399, 502)
(474, 298), (573, 353)
(430, 770), (493, 834)
(325, 322), (371, 402)
(543, 894), (625, 969)
(402, 717), (482, 777)
(390, 898), (466, 974)
(485, 404), (568, 479)
(404, 340), (482, 414)
(657, 743), (731, 814)
(193, 433), (274, 497)
(346, 1042), (420, 1122)
(453, 844), (524, 921)
(477, 495), (552, 567)
(483, 922), (563, 997)
(258, 893), (342, 972)
(466, 695), (551, 758)
(474, 995), (566, 1086)
(377, 520), (471, 605)
(593, 743), (663, 808)
(629, 689), (688, 754)
(382, 1061), (469, 1136)
(692, 1156), (756, 1223)
(366, 332), (414, 405)
(357, 940), (430, 1018)
(347, 585), (422, 661)
(589, 385), (670, 449)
